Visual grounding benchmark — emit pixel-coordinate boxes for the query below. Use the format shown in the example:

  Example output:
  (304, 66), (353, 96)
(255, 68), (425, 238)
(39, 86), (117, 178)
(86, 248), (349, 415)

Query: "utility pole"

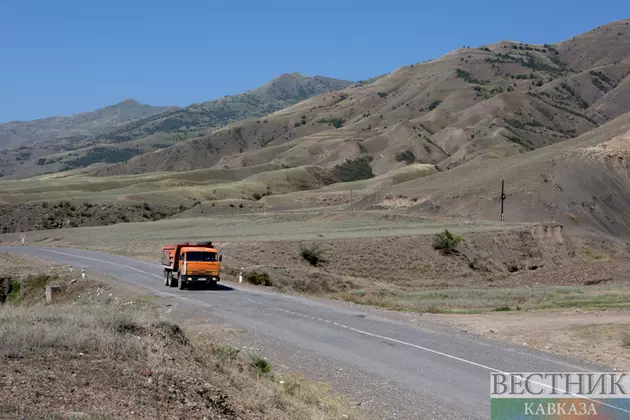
(500, 180), (506, 223)
(350, 188), (354, 212)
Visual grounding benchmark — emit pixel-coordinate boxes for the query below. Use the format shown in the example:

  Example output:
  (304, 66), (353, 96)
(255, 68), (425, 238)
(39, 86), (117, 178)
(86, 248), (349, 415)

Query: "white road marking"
(46, 249), (163, 279)
(34, 247), (630, 414)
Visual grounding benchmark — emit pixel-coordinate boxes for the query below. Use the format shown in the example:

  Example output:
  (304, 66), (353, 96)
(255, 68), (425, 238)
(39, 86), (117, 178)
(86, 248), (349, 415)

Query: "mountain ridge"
(90, 19), (630, 178)
(0, 73), (353, 179)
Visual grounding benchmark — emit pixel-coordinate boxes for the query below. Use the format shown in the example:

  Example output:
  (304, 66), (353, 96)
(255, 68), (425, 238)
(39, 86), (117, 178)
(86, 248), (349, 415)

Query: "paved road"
(2, 246), (603, 420)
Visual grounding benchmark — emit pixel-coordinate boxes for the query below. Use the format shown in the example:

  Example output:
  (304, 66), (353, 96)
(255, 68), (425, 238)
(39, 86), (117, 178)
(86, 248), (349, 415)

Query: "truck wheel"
(178, 279), (185, 290)
(167, 272), (174, 287)
(164, 272), (170, 286)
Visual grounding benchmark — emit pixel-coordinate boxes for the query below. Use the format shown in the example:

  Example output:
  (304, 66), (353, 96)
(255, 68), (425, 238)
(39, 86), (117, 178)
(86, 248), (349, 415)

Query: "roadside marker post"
(81, 269), (86, 279)
(69, 265), (73, 273)
(239, 268), (243, 283)
(500, 180), (506, 223)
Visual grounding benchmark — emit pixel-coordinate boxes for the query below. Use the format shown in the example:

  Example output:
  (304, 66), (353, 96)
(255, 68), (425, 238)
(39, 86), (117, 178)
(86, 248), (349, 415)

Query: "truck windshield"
(185, 252), (217, 262)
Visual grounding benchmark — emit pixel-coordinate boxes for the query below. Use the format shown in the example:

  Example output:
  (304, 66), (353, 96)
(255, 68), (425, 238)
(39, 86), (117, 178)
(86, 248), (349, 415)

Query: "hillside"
(93, 19), (630, 178)
(379, 110), (630, 237)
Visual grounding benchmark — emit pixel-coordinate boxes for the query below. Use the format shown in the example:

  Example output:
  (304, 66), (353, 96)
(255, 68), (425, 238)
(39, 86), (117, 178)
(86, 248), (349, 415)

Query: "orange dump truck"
(161, 241), (223, 290)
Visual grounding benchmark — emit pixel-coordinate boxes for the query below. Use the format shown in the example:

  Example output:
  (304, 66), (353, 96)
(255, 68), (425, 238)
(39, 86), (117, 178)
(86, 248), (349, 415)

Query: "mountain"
(0, 99), (177, 150)
(88, 73), (354, 143)
(2, 19), (630, 239)
(93, 19), (630, 177)
(0, 73), (353, 179)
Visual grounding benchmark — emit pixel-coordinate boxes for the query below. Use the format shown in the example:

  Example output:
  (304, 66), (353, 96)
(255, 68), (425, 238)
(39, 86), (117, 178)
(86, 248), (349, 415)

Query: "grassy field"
(3, 210), (629, 314)
(337, 283), (630, 313)
(0, 255), (360, 420)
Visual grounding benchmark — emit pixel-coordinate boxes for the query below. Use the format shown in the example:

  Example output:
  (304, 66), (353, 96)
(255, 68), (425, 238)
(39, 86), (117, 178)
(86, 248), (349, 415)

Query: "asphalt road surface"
(1, 246), (604, 420)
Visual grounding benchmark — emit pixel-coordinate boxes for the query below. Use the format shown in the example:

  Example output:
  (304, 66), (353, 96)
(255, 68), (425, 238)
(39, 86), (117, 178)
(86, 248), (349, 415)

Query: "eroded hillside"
(93, 19), (630, 178)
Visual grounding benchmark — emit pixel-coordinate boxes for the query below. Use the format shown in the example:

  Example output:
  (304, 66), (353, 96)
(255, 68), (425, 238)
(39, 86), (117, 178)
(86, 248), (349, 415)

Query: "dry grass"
(0, 305), (149, 360)
(0, 268), (361, 420)
(337, 284), (630, 313)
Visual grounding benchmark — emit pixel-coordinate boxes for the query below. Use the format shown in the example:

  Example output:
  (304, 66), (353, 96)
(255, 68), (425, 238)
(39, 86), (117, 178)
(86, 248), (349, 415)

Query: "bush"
(300, 245), (327, 266)
(395, 150), (416, 164)
(428, 100), (442, 111)
(213, 344), (240, 361)
(250, 355), (272, 374)
(7, 279), (21, 303)
(244, 271), (272, 286)
(432, 230), (463, 254)
(317, 118), (344, 129)
(332, 155), (374, 182)
(456, 69), (485, 84)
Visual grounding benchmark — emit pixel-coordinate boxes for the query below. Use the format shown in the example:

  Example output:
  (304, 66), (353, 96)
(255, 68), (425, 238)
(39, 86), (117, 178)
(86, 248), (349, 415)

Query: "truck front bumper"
(183, 276), (220, 283)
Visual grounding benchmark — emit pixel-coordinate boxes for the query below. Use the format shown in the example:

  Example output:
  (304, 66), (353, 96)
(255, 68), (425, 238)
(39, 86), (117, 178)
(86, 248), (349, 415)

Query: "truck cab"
(162, 242), (223, 290)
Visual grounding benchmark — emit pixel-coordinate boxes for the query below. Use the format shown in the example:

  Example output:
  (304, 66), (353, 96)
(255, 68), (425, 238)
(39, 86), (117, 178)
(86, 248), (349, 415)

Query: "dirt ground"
(423, 308), (630, 371)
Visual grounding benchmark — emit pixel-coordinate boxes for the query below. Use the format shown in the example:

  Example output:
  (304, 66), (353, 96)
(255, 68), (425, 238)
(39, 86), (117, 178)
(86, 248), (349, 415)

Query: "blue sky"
(1, 0), (627, 122)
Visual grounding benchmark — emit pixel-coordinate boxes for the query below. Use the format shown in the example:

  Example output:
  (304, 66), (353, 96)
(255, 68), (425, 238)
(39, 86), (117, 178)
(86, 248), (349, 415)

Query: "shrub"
(456, 69), (485, 84)
(395, 150), (416, 164)
(250, 355), (272, 374)
(244, 271), (272, 286)
(317, 118), (344, 129)
(493, 306), (511, 312)
(332, 155), (374, 182)
(7, 279), (21, 303)
(300, 245), (327, 266)
(213, 344), (240, 361)
(428, 100), (442, 111)
(432, 230), (463, 254)
(506, 119), (525, 129)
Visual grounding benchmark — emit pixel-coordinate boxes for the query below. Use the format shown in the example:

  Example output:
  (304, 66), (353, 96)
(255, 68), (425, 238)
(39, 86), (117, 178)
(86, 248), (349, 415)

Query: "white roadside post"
(21, 234), (25, 246)
(81, 269), (86, 279)
(239, 268), (243, 283)
(69, 265), (73, 273)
